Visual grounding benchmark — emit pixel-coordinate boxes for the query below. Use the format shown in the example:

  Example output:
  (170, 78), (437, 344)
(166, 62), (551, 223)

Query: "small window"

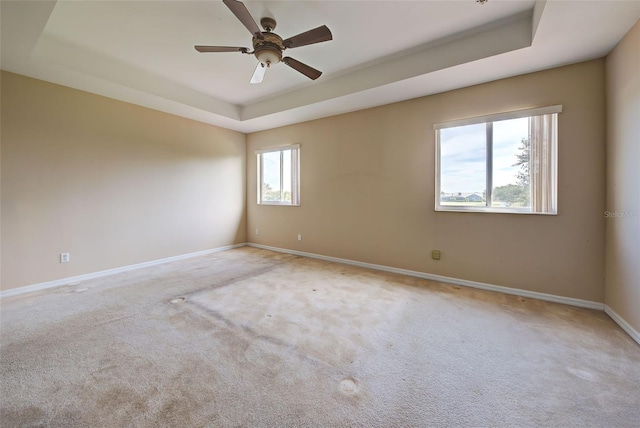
(257, 144), (300, 205)
(435, 105), (561, 214)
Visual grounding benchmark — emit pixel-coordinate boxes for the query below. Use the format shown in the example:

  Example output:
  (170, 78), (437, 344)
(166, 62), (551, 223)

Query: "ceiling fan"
(195, 0), (332, 84)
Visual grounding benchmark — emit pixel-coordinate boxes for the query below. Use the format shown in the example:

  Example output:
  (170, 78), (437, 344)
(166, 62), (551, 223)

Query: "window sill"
(435, 206), (557, 215)
(258, 202), (301, 207)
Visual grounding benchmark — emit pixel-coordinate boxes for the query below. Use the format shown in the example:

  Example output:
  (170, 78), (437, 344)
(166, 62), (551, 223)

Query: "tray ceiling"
(2, 1), (639, 132)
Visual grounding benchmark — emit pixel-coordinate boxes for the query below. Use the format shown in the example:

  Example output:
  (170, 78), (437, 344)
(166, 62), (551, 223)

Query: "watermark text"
(604, 210), (639, 218)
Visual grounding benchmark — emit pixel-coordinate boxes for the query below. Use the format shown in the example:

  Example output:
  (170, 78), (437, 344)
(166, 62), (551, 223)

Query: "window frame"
(256, 144), (300, 206)
(434, 105), (562, 215)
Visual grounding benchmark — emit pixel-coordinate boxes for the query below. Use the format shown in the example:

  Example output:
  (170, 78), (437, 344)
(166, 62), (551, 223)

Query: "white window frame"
(434, 105), (562, 215)
(256, 144), (300, 206)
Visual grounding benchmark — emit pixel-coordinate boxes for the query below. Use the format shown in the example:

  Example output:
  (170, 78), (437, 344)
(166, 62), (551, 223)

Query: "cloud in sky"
(440, 118), (528, 194)
(262, 149), (292, 192)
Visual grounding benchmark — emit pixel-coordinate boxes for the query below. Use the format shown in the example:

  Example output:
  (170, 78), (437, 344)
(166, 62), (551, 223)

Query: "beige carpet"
(1, 247), (639, 427)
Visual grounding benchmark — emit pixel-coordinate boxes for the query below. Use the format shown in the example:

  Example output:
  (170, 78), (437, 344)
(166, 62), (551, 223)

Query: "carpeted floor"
(1, 247), (639, 427)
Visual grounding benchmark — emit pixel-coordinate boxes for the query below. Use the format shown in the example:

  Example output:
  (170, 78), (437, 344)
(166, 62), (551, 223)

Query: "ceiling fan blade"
(250, 62), (267, 84)
(283, 25), (332, 49)
(282, 57), (322, 80)
(223, 0), (264, 40)
(195, 45), (248, 53)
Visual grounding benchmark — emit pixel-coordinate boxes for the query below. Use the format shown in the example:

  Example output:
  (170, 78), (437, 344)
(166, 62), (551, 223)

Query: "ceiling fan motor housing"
(253, 32), (284, 65)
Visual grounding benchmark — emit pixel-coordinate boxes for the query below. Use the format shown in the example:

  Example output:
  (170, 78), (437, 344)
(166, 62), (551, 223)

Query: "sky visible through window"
(440, 117), (528, 194)
(263, 149), (292, 196)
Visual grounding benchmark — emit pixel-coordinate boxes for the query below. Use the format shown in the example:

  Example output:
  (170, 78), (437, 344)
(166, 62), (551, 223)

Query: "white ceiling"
(2, 1), (639, 133)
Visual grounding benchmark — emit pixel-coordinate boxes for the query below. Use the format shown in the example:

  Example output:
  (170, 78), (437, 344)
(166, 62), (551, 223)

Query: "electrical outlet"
(255, 228), (259, 235)
(297, 234), (302, 241)
(431, 250), (441, 260)
(60, 252), (70, 263)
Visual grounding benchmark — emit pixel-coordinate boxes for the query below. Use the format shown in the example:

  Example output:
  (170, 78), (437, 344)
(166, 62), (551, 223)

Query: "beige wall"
(605, 21), (640, 332)
(1, 72), (246, 290)
(248, 60), (606, 303)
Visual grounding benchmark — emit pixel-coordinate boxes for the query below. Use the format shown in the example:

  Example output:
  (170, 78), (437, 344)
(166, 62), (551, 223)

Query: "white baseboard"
(604, 306), (640, 346)
(247, 243), (605, 310)
(0, 243), (247, 299)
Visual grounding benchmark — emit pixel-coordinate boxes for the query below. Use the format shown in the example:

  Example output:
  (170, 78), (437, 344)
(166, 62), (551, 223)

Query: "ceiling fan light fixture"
(255, 48), (281, 66)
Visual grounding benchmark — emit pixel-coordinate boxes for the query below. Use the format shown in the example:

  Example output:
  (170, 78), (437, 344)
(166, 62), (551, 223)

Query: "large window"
(256, 144), (300, 205)
(435, 105), (561, 214)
